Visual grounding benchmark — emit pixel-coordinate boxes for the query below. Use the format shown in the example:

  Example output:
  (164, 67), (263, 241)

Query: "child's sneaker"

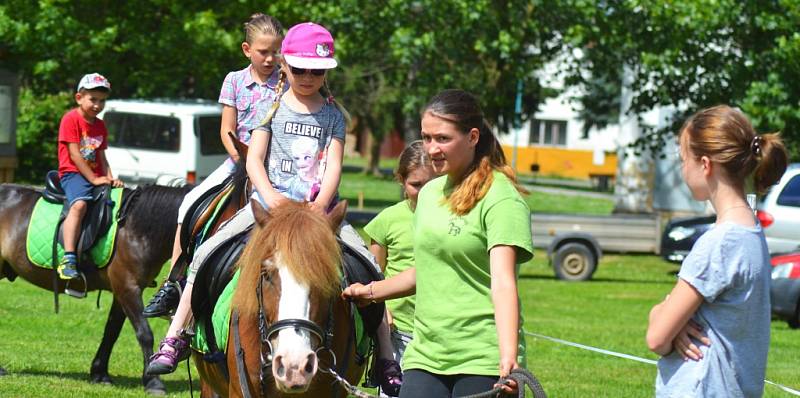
(57, 257), (80, 280)
(377, 358), (402, 397)
(145, 336), (190, 375)
(143, 281), (181, 318)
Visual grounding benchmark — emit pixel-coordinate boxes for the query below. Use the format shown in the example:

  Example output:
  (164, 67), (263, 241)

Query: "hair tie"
(326, 95), (335, 104)
(751, 135), (763, 156)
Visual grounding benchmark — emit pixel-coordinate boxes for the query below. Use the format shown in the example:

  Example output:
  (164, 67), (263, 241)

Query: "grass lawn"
(339, 169), (614, 216)
(1, 252), (798, 397)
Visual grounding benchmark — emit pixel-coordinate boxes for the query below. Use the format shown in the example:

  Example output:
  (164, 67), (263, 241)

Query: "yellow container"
(502, 145), (617, 180)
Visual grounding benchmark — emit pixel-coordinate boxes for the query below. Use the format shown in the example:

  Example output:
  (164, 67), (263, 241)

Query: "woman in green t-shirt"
(344, 89), (533, 397)
(364, 141), (435, 395)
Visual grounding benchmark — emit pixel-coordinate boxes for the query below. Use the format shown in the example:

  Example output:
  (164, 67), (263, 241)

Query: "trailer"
(532, 213), (662, 281)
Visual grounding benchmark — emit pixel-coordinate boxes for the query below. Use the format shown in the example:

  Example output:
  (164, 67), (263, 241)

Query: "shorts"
(60, 172), (94, 206)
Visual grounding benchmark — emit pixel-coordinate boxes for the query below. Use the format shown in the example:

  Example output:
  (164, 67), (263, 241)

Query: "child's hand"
(264, 192), (288, 209)
(495, 359), (519, 394)
(110, 178), (124, 188)
(91, 176), (112, 186)
(308, 201), (325, 216)
(672, 319), (710, 361)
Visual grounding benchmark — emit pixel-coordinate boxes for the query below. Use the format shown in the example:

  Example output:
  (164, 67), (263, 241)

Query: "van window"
(105, 112), (180, 152)
(777, 175), (800, 207)
(197, 115), (226, 155)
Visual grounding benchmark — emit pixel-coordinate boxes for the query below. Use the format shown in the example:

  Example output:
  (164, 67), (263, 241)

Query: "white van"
(101, 99), (228, 186)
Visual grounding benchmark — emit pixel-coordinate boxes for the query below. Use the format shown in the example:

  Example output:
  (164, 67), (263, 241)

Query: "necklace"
(716, 205), (751, 219)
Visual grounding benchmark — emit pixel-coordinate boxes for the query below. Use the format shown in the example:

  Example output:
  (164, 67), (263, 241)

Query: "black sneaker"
(143, 281), (181, 318)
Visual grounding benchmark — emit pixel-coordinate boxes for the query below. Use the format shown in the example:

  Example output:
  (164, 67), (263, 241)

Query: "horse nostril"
(274, 355), (286, 378)
(304, 352), (317, 374)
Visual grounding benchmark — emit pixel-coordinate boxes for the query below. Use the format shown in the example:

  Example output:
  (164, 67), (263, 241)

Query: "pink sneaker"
(145, 337), (189, 375)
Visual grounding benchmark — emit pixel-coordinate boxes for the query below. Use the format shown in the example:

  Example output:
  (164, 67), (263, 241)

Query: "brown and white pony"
(195, 199), (366, 397)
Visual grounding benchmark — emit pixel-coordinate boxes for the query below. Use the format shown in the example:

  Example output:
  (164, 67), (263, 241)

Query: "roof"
(103, 98), (222, 116)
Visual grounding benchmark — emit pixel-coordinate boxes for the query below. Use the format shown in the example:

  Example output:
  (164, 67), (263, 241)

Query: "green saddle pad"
(25, 188), (123, 269)
(192, 269), (239, 354)
(192, 270), (371, 359)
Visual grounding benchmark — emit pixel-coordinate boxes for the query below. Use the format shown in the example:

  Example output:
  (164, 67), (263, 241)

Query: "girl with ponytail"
(647, 105), (787, 397)
(143, 13), (284, 322)
(344, 89), (533, 397)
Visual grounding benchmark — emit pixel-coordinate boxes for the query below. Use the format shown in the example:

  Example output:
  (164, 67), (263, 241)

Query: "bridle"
(234, 262), (341, 398)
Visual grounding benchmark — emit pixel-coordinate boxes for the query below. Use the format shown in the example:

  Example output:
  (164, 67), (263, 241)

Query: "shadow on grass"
(519, 273), (557, 281)
(9, 369), (195, 393)
(519, 273), (674, 285)
(584, 277), (675, 285)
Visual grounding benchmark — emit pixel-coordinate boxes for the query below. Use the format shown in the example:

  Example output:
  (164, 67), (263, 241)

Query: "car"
(757, 163), (800, 255)
(100, 99), (227, 186)
(660, 215), (716, 263)
(770, 252), (800, 329)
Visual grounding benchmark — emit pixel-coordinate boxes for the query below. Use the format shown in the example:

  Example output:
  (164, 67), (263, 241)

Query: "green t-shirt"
(402, 171), (533, 376)
(364, 200), (417, 334)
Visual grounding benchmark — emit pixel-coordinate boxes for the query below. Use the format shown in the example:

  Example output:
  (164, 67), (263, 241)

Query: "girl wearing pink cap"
(147, 22), (402, 393)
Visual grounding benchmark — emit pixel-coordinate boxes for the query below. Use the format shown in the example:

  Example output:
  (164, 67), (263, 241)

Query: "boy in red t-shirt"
(56, 73), (123, 280)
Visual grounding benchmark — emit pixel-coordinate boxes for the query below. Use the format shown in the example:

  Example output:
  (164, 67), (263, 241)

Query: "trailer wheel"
(788, 299), (800, 329)
(553, 242), (597, 281)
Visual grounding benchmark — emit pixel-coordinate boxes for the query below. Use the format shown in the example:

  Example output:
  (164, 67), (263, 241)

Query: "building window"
(529, 119), (567, 146)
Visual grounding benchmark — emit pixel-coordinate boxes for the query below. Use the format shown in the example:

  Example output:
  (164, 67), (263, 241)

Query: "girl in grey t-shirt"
(646, 105), (788, 397)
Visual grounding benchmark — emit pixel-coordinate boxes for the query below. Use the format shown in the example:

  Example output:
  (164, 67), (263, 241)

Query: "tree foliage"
(1, 0), (563, 178)
(558, 0), (800, 158)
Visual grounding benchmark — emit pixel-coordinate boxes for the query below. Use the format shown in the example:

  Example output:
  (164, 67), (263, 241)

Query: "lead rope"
(458, 368), (547, 398)
(322, 367), (546, 398)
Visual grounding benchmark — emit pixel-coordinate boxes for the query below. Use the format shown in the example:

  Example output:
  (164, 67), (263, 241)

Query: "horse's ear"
(251, 199), (269, 226)
(328, 200), (347, 231)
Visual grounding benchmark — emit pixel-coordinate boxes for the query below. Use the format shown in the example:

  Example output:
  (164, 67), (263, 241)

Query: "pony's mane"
(121, 184), (191, 233)
(233, 201), (342, 318)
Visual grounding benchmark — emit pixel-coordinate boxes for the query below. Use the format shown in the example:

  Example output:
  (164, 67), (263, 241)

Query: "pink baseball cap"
(281, 22), (337, 70)
(77, 73), (111, 92)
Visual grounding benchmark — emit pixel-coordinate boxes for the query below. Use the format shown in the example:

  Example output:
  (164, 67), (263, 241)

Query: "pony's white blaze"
(276, 264), (312, 349)
(271, 258), (318, 392)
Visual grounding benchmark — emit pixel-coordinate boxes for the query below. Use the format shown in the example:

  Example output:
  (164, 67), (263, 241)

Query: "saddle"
(338, 238), (385, 338)
(191, 224), (253, 358)
(190, 232), (386, 358)
(42, 170), (116, 262)
(180, 174), (236, 260)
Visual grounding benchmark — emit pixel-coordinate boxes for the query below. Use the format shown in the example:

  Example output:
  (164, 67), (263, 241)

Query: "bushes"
(15, 88), (71, 183)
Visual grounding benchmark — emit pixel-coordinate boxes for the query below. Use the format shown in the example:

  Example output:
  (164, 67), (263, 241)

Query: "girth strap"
(232, 310), (254, 398)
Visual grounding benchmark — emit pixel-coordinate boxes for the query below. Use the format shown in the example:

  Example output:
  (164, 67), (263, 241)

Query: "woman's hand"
(672, 319), (710, 361)
(110, 178), (124, 188)
(495, 358), (519, 394)
(341, 282), (374, 307)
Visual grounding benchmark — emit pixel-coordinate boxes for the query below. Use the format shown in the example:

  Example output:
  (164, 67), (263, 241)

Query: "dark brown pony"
(195, 200), (366, 397)
(0, 182), (191, 394)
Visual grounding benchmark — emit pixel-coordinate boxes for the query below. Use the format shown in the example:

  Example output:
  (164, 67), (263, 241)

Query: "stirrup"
(64, 273), (88, 298)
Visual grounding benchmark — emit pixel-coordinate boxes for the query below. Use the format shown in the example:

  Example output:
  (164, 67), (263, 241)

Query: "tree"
(558, 0), (800, 158)
(2, 0), (570, 180)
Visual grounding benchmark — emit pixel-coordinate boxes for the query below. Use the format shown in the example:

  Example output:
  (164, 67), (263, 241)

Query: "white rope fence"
(524, 330), (800, 396)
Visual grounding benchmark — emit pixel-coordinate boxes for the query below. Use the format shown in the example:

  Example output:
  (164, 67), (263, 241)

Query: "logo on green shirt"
(448, 216), (465, 236)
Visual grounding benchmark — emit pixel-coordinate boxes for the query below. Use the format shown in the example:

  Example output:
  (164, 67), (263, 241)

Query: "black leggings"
(399, 369), (499, 398)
